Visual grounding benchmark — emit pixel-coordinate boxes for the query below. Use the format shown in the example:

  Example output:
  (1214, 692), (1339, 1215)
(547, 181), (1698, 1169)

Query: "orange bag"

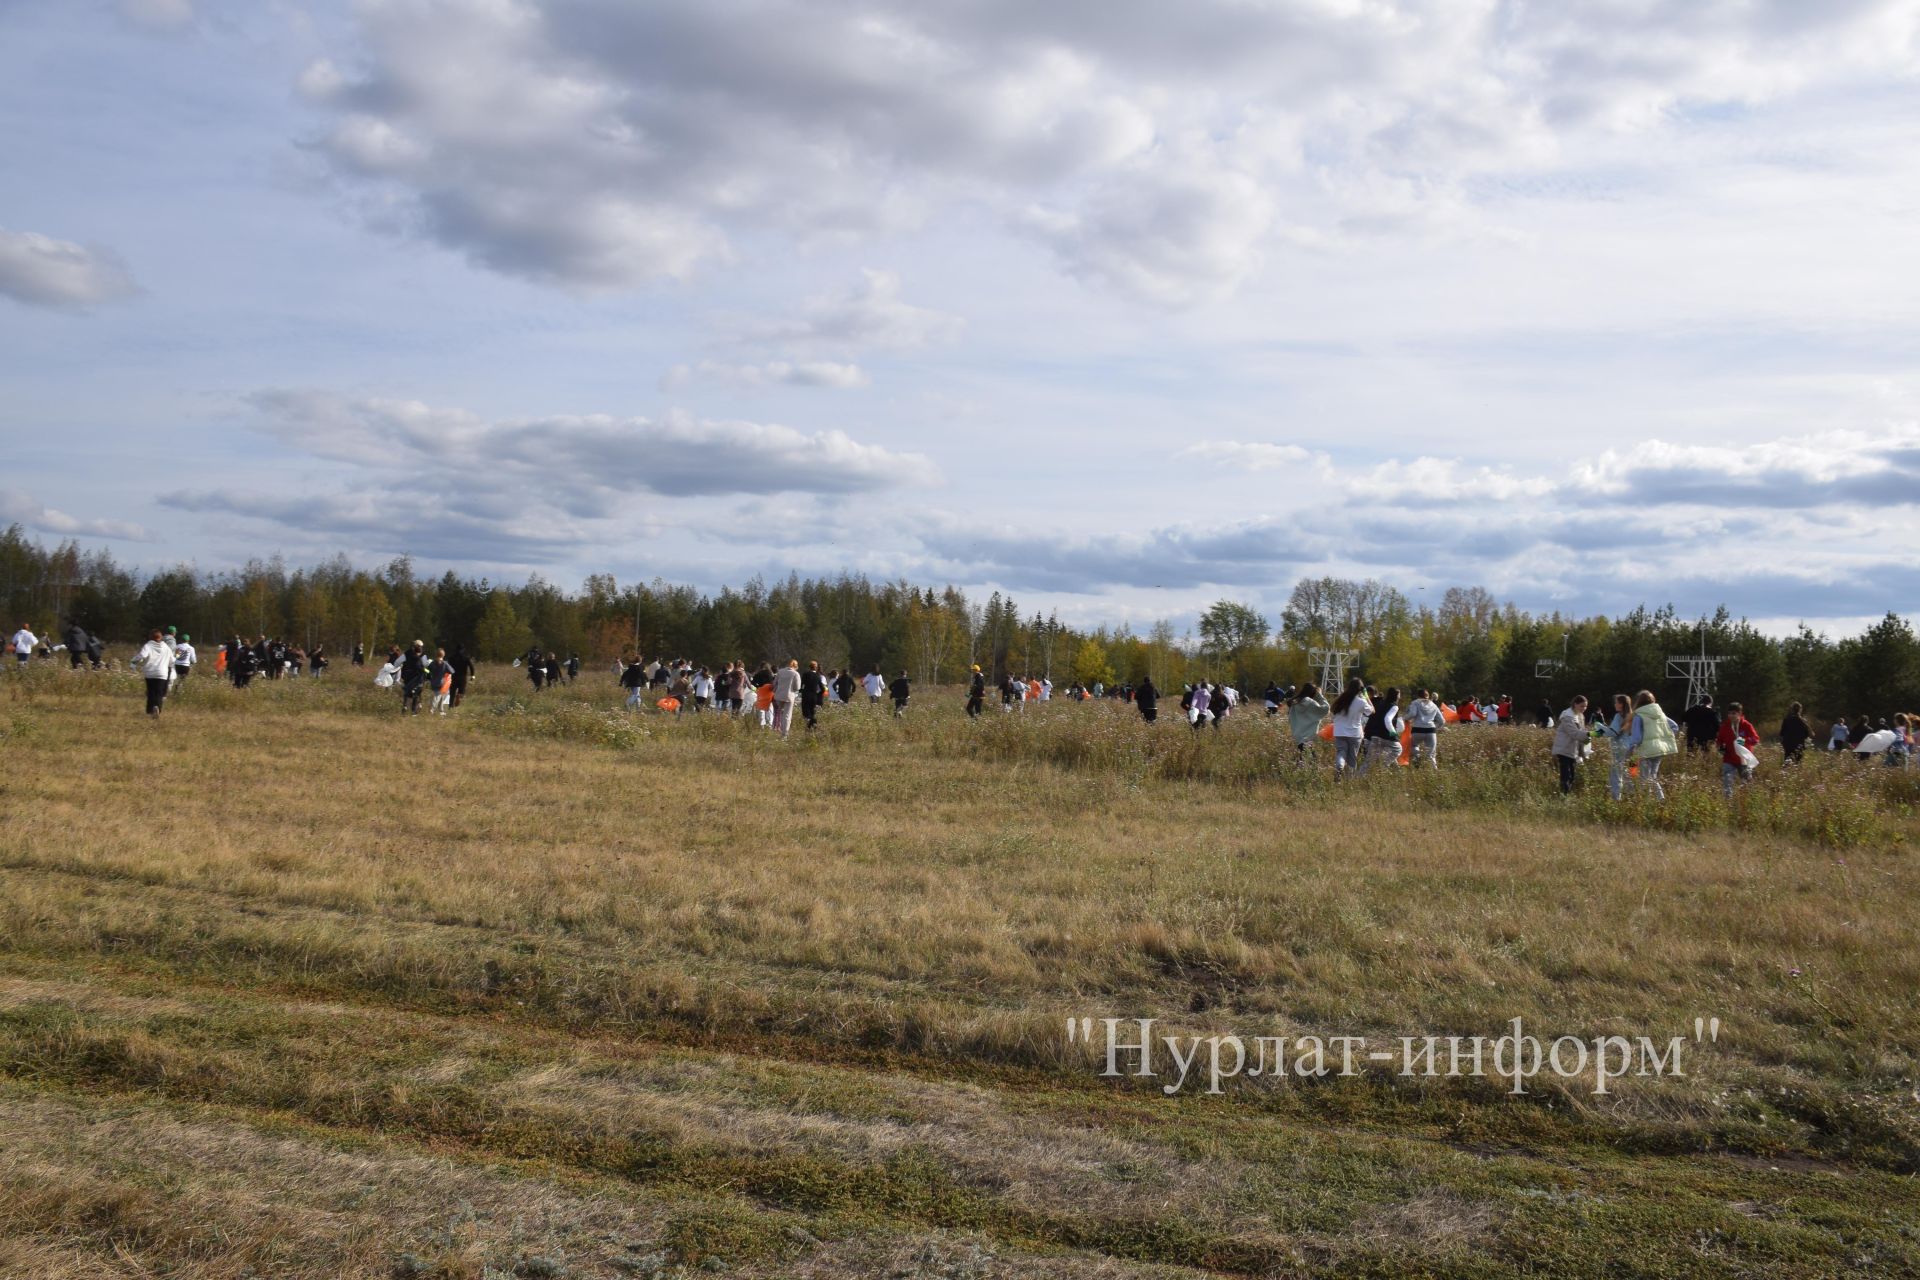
(657, 697), (680, 712)
(755, 685), (774, 711)
(1441, 704), (1459, 723)
(1318, 722), (1334, 741)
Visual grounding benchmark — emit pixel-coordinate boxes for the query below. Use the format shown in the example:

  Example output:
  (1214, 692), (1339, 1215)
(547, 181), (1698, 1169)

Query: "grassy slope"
(1, 668), (1915, 1278)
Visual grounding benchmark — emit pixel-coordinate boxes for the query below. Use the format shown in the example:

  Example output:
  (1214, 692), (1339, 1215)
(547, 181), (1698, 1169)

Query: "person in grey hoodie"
(1288, 682), (1330, 762)
(1551, 695), (1591, 794)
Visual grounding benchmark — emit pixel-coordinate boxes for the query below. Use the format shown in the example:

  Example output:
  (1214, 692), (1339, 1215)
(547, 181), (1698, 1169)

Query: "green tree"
(473, 589), (533, 662)
(1069, 637), (1116, 689)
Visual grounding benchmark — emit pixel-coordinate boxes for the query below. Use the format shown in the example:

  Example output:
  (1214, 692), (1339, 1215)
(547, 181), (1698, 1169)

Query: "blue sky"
(3, 0), (1919, 635)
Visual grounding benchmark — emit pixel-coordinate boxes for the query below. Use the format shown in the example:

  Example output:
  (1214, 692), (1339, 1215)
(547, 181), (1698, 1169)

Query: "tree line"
(3, 526), (1914, 721)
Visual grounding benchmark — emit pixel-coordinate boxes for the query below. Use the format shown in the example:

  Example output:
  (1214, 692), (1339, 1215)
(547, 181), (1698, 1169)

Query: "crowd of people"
(608, 657), (915, 736)
(9, 622), (1916, 787)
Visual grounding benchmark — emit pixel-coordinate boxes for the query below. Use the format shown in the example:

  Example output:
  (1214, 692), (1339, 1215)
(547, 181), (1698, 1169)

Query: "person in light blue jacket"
(1596, 692), (1635, 800)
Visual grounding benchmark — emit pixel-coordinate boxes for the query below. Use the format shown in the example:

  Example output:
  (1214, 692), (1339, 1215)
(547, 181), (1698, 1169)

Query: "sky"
(3, 0), (1919, 637)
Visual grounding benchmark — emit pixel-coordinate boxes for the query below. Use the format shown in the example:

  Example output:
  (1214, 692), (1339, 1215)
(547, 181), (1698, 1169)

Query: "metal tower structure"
(1309, 646), (1358, 691)
(1667, 627), (1730, 708)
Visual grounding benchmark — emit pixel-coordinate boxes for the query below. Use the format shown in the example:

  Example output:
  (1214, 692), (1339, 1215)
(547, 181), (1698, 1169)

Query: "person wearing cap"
(133, 629), (173, 715)
(966, 665), (985, 718)
(400, 640), (428, 714)
(171, 633), (197, 687)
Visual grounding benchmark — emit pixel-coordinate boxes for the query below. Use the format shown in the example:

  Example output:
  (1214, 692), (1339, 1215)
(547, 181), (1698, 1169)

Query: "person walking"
(888, 671), (911, 716)
(966, 665), (986, 718)
(1329, 678), (1371, 778)
(1827, 718), (1852, 752)
(1135, 675), (1158, 723)
(448, 645), (474, 706)
(1363, 686), (1404, 771)
(10, 623), (38, 668)
(134, 630), (173, 716)
(771, 659), (802, 738)
(621, 654), (647, 709)
(1405, 688), (1444, 767)
(833, 669), (857, 706)
(1188, 682), (1211, 731)
(1778, 702), (1813, 766)
(171, 634), (197, 688)
(1683, 695), (1720, 754)
(400, 641), (428, 715)
(800, 660), (827, 730)
(1288, 682), (1329, 762)
(1624, 690), (1679, 800)
(1596, 693), (1635, 800)
(1716, 701), (1760, 797)
(428, 648), (455, 715)
(1551, 695), (1590, 794)
(749, 663), (773, 725)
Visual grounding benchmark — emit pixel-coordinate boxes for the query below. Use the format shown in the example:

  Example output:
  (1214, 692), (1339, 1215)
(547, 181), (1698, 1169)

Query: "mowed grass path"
(1, 670), (1916, 1278)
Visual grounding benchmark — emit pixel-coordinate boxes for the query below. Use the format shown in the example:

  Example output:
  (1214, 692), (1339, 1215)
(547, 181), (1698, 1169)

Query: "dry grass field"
(2, 665), (1917, 1278)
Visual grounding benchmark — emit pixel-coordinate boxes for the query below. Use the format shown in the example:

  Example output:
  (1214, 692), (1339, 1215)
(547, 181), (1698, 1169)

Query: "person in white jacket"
(1328, 677), (1372, 777)
(771, 659), (802, 738)
(10, 624), (37, 667)
(134, 630), (174, 716)
(171, 634), (197, 687)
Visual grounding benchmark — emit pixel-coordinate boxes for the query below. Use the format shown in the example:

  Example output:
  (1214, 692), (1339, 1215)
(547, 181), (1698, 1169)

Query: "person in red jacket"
(1716, 700), (1760, 798)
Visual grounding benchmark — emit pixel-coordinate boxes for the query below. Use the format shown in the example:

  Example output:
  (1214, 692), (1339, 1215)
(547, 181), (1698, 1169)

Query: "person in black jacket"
(966, 665), (985, 718)
(64, 620), (89, 669)
(1136, 676), (1158, 723)
(834, 669), (857, 705)
(1778, 701), (1812, 765)
(888, 671), (911, 716)
(1683, 696), (1720, 752)
(448, 645), (474, 706)
(800, 660), (826, 729)
(400, 641), (428, 714)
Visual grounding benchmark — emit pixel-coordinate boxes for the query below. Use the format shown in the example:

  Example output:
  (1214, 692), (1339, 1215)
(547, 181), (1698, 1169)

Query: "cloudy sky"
(4, 0), (1919, 634)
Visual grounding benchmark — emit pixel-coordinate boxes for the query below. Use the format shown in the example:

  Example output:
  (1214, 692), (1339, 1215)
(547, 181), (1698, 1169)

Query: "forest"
(4, 525), (1915, 721)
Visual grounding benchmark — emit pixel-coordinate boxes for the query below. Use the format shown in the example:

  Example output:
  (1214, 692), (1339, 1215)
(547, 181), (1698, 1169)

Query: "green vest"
(1634, 704), (1678, 759)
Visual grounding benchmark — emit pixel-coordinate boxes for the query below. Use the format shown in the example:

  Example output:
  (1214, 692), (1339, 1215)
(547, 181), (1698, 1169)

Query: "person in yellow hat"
(966, 664), (986, 719)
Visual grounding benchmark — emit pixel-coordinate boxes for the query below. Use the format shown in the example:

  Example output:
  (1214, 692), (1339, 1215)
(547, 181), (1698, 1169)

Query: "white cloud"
(661, 360), (870, 391)
(1177, 441), (1328, 472)
(0, 489), (147, 541)
(239, 388), (936, 506)
(746, 270), (962, 351)
(0, 228), (140, 310)
(118, 0), (193, 31)
(295, 1), (1920, 304)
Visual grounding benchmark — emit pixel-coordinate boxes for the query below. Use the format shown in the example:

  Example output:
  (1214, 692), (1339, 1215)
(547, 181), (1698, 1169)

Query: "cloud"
(158, 489), (575, 565)
(117, 0), (193, 30)
(661, 360), (870, 391)
(915, 512), (1325, 593)
(745, 270), (962, 351)
(0, 490), (147, 541)
(296, 1), (1920, 303)
(1176, 441), (1327, 472)
(0, 228), (140, 310)
(1569, 425), (1920, 507)
(186, 391), (938, 561)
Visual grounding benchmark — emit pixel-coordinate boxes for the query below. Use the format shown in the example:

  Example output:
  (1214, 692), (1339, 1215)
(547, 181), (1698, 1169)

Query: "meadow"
(1, 664), (1916, 1279)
